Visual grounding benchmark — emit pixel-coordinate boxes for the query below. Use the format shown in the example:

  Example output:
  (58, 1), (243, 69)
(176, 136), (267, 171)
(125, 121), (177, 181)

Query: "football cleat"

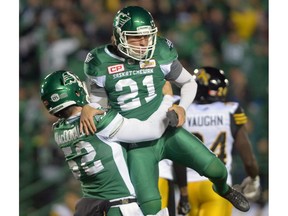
(215, 186), (250, 212)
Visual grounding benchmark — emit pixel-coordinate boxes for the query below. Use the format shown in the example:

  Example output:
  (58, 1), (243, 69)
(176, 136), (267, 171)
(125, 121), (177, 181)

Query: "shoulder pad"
(84, 46), (105, 76)
(52, 118), (64, 129)
(154, 36), (178, 64)
(84, 45), (121, 77)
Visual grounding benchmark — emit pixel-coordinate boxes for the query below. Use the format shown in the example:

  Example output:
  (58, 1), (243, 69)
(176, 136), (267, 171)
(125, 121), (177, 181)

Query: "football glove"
(233, 175), (261, 202)
(177, 195), (191, 215)
(167, 110), (178, 127)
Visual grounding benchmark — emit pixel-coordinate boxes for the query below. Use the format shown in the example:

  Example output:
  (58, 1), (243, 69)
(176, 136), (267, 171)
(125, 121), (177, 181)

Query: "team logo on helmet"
(196, 69), (211, 86)
(62, 71), (77, 86)
(62, 71), (86, 91)
(115, 12), (131, 28)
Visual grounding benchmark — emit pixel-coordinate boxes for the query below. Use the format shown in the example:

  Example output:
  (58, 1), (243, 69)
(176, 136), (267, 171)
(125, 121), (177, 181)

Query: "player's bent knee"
(202, 157), (227, 180)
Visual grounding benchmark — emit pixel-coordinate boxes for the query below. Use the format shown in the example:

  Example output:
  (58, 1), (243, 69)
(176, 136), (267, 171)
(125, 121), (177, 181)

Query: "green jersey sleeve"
(154, 36), (178, 65)
(84, 45), (121, 79)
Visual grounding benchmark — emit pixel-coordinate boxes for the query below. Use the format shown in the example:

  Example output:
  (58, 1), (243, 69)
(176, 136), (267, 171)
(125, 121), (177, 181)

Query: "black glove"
(177, 195), (191, 215)
(167, 110), (178, 127)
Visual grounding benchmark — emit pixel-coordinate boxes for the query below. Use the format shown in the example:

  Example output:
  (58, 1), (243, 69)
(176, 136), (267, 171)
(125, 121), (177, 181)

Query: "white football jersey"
(184, 101), (247, 185)
(159, 100), (247, 186)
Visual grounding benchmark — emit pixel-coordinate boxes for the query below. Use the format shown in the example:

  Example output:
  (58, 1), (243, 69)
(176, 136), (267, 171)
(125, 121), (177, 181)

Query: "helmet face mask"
(113, 6), (158, 61)
(40, 70), (90, 116)
(193, 67), (229, 104)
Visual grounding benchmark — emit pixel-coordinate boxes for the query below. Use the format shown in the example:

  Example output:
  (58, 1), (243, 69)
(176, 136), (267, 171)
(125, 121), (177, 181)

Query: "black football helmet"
(192, 66), (229, 104)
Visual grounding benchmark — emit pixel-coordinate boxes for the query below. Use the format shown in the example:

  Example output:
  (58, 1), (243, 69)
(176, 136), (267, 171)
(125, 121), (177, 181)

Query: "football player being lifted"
(80, 6), (251, 215)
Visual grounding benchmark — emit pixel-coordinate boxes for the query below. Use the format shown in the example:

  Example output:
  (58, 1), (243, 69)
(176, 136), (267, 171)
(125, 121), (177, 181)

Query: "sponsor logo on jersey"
(108, 64), (125, 74)
(139, 59), (156, 68)
(112, 68), (153, 79)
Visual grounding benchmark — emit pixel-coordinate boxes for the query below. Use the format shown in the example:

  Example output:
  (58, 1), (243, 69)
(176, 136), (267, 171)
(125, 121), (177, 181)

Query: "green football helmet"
(113, 6), (158, 61)
(40, 70), (90, 115)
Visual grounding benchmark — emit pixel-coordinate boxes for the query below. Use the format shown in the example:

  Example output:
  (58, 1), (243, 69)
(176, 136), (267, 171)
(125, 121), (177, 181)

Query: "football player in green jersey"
(40, 70), (176, 216)
(80, 5), (250, 215)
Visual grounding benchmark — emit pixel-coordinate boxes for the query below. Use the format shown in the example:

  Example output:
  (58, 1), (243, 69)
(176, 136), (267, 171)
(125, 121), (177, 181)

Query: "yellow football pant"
(187, 180), (232, 216)
(158, 177), (169, 208)
(159, 179), (233, 216)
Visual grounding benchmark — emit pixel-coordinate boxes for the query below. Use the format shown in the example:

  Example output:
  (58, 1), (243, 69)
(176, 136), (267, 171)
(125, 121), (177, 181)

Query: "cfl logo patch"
(51, 93), (60, 102)
(108, 64), (125, 74)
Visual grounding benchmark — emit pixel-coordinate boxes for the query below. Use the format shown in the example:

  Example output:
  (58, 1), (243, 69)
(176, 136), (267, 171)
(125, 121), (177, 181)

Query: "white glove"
(240, 175), (261, 201)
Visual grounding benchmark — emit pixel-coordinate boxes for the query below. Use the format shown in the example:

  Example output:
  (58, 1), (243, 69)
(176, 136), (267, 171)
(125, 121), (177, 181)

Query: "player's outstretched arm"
(170, 66), (197, 127)
(235, 126), (259, 180)
(112, 95), (174, 142)
(234, 126), (261, 201)
(109, 81), (174, 142)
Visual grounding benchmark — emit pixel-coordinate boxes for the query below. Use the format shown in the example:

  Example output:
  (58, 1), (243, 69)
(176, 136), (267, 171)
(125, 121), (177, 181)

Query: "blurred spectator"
(221, 30), (250, 70)
(226, 67), (252, 108)
(228, 0), (258, 41)
(203, 5), (230, 53)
